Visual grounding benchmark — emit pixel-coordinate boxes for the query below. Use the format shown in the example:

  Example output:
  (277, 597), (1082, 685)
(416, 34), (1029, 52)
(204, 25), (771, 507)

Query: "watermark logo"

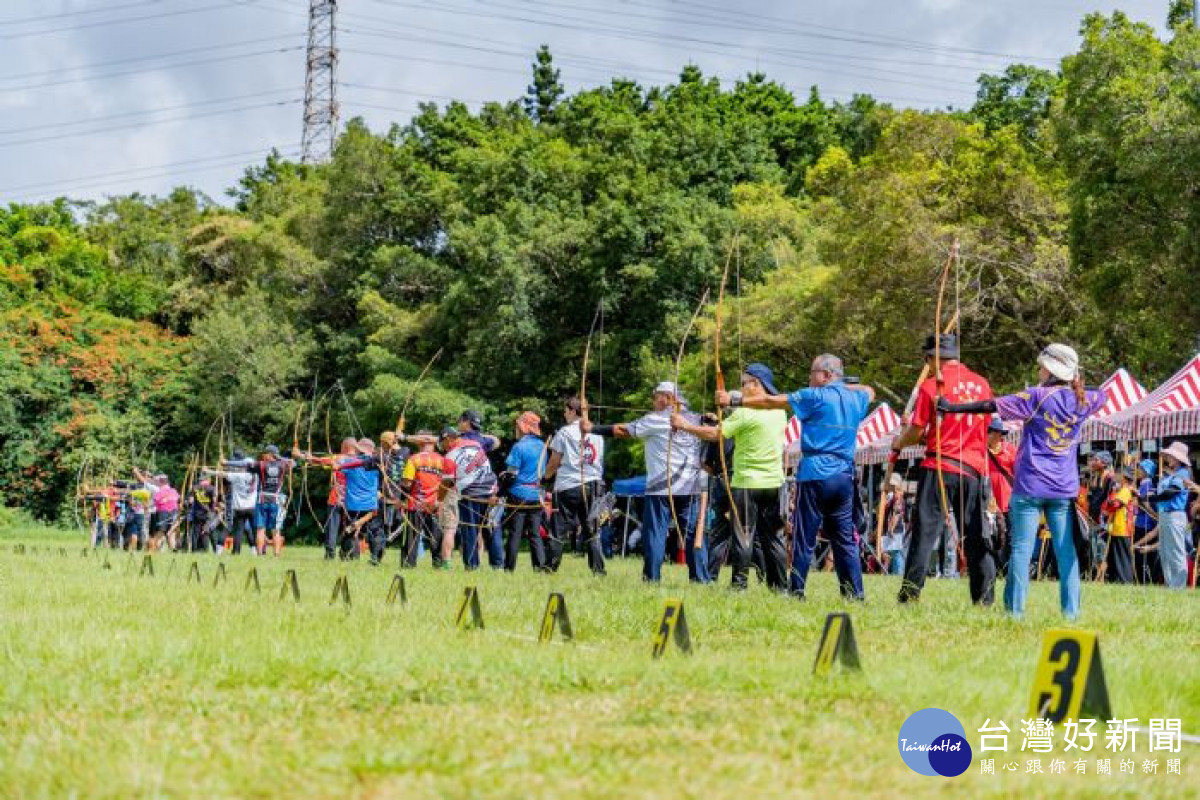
(898, 707), (973, 777)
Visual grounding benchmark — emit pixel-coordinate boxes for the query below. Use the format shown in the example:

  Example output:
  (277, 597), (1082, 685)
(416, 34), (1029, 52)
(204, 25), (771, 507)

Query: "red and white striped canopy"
(1134, 356), (1200, 439)
(856, 403), (902, 448)
(1080, 367), (1148, 441)
(783, 415), (802, 448)
(783, 402), (903, 453)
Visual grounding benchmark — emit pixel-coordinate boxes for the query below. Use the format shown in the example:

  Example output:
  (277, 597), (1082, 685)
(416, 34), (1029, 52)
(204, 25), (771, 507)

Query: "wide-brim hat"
(922, 333), (959, 359)
(1038, 343), (1079, 383)
(1162, 441), (1190, 467)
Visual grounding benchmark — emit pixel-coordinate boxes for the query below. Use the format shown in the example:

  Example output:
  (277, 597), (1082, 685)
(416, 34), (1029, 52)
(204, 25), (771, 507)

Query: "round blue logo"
(898, 708), (972, 777)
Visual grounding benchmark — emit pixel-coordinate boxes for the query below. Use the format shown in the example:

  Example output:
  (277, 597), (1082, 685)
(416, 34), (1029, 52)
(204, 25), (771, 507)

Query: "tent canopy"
(1081, 367), (1148, 441)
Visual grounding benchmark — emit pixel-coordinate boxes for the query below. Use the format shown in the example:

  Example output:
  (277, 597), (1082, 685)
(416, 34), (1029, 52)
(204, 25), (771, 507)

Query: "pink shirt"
(153, 486), (179, 513)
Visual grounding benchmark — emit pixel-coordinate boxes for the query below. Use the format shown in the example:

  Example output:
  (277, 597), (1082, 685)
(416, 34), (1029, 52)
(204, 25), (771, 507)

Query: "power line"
(2, 145), (299, 195)
(0, 0), (257, 40)
(338, 81), (488, 105)
(0, 34), (301, 83)
(0, 0), (165, 27)
(340, 24), (979, 95)
(0, 88), (296, 136)
(370, 0), (1058, 67)
(626, 0), (1061, 64)
(0, 99), (300, 149)
(0, 46), (303, 94)
(5, 146), (302, 203)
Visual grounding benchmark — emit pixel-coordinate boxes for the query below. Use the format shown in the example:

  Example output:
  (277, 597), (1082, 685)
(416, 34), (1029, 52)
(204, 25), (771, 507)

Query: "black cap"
(441, 425), (459, 440)
(922, 333), (959, 359)
(459, 409), (482, 430)
(232, 449), (246, 461)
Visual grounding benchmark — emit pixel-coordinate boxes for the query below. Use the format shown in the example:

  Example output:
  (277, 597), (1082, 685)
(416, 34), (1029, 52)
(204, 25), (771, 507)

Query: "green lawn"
(1, 525), (1196, 799)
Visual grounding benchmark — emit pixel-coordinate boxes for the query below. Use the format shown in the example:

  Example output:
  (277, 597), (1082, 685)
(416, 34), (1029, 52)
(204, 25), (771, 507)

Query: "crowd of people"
(82, 336), (1198, 618)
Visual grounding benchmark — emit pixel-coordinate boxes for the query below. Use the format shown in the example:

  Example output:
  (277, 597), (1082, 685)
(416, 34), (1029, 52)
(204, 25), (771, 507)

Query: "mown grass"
(0, 524), (1196, 799)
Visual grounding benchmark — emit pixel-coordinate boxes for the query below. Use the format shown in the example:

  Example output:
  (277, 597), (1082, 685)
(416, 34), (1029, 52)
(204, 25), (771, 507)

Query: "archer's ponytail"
(1072, 375), (1086, 408)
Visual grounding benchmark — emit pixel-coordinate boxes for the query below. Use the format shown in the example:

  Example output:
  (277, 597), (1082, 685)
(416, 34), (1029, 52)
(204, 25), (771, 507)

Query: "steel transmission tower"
(301, 0), (338, 164)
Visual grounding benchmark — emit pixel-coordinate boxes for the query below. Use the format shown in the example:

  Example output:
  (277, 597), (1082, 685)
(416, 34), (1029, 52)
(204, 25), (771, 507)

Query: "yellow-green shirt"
(721, 407), (787, 489)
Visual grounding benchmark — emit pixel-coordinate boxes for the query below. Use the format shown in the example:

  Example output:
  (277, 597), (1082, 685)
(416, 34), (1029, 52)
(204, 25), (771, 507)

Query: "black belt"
(926, 454), (981, 481)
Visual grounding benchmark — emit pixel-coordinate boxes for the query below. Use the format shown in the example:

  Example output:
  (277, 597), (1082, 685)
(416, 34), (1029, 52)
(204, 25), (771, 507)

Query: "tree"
(524, 45), (564, 123)
(972, 64), (1061, 148)
(1054, 12), (1200, 376)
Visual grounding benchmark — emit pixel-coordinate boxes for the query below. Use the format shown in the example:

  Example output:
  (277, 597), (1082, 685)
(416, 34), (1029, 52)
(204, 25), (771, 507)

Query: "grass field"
(1, 524), (1196, 799)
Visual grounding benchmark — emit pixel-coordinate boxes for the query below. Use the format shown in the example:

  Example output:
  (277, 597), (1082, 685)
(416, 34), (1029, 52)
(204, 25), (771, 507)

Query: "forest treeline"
(1, 10), (1198, 521)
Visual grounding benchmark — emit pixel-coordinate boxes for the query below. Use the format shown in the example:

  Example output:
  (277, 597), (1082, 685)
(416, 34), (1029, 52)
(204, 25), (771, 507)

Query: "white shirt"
(625, 409), (703, 497)
(549, 421), (605, 491)
(211, 470), (258, 511)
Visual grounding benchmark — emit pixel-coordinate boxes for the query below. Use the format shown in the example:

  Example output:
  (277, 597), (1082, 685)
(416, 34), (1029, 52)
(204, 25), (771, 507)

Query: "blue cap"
(1139, 459), (1156, 479)
(1095, 451), (1113, 465)
(987, 417), (1006, 434)
(743, 363), (779, 396)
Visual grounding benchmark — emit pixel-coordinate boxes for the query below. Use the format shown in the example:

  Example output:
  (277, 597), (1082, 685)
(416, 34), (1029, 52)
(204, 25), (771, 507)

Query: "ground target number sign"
(1028, 629), (1111, 723)
(651, 599), (690, 658)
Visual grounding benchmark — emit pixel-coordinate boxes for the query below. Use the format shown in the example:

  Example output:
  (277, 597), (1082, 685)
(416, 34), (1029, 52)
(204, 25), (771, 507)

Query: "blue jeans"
(791, 472), (863, 599)
(887, 549), (906, 576)
(642, 495), (707, 583)
(1006, 494), (1079, 619)
(459, 498), (490, 570)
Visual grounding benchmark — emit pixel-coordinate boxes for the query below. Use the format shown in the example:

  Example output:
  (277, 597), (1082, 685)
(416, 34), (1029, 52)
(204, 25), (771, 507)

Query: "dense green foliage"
(1, 10), (1197, 522)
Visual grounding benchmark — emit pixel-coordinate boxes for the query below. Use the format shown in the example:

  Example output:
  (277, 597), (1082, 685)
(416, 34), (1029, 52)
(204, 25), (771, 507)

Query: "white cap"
(654, 381), (687, 406)
(1038, 343), (1079, 383)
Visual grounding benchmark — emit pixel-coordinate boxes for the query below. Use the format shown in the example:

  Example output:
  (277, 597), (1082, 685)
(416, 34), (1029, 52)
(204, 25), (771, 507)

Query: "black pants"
(341, 509), (384, 563)
(707, 478), (768, 580)
(192, 515), (216, 552)
(728, 487), (788, 590)
(995, 510), (1012, 578)
(323, 506), (344, 559)
(505, 503), (546, 571)
(230, 510), (254, 554)
(900, 467), (995, 605)
(553, 483), (605, 574)
(404, 510), (442, 567)
(1071, 508), (1093, 580)
(1104, 535), (1134, 583)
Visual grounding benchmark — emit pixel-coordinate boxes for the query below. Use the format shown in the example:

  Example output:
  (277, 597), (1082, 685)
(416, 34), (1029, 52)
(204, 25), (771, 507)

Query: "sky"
(0, 0), (1167, 206)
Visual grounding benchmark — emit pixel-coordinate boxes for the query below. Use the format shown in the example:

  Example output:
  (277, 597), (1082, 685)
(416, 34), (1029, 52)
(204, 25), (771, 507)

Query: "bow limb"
(873, 305), (960, 566)
(714, 238), (747, 552)
(666, 288), (711, 552)
(579, 303), (602, 508)
(396, 348), (444, 438)
(933, 241), (959, 536)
